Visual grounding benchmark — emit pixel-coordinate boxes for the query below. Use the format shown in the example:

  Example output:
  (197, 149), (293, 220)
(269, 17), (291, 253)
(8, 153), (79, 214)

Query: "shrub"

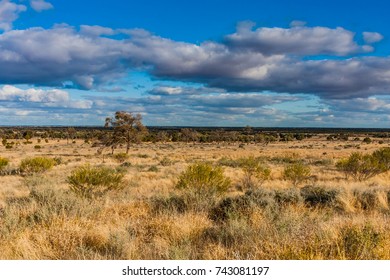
(68, 165), (126, 199)
(0, 157), (9, 170)
(340, 224), (382, 259)
(159, 156), (174, 166)
(283, 162), (311, 186)
(34, 145), (42, 149)
(239, 156), (271, 189)
(362, 137), (372, 144)
(336, 151), (389, 181)
(151, 195), (187, 214)
(176, 162), (231, 196)
(274, 188), (303, 206)
(147, 165), (159, 172)
(300, 185), (339, 207)
(19, 157), (56, 175)
(113, 153), (129, 163)
(217, 157), (241, 168)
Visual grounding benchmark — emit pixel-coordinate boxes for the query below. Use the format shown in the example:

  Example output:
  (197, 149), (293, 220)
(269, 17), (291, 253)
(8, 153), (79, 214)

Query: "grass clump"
(283, 162), (311, 186)
(67, 165), (126, 199)
(19, 157), (56, 175)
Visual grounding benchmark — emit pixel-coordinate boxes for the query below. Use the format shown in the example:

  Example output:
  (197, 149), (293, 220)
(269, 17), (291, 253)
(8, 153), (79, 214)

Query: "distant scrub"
(68, 165), (126, 199)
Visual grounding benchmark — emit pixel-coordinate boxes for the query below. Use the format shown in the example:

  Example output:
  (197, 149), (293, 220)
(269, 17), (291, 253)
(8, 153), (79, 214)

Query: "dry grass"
(1, 137), (390, 259)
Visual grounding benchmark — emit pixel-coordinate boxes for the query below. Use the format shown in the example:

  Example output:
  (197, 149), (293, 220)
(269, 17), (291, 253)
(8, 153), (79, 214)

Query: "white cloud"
(363, 31), (384, 44)
(0, 0), (26, 31)
(80, 25), (116, 37)
(29, 0), (53, 12)
(0, 85), (92, 108)
(225, 23), (370, 56)
(1, 23), (390, 100)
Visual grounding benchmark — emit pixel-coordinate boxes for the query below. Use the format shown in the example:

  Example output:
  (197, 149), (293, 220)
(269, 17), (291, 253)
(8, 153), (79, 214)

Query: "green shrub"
(283, 162), (311, 186)
(67, 165), (126, 199)
(239, 156), (270, 189)
(176, 162), (231, 196)
(19, 157), (56, 174)
(336, 151), (389, 181)
(0, 157), (9, 170)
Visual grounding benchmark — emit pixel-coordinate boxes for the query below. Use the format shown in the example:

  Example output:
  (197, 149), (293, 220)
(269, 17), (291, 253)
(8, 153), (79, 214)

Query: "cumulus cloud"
(0, 0), (26, 31)
(0, 85), (92, 108)
(29, 0), (53, 12)
(80, 25), (116, 37)
(225, 23), (370, 56)
(1, 22), (390, 101)
(363, 31), (384, 44)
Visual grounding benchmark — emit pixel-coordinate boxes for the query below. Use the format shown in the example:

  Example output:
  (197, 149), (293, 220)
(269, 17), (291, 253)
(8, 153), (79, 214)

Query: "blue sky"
(1, 0), (390, 127)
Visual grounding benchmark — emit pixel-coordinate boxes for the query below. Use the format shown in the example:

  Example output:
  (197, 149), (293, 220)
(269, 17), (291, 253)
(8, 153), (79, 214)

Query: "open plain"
(1, 129), (390, 259)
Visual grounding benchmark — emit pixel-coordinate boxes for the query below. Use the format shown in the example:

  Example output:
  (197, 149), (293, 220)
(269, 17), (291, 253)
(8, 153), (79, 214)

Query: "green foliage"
(239, 156), (271, 188)
(0, 156), (9, 170)
(283, 162), (311, 186)
(176, 162), (231, 196)
(336, 149), (390, 181)
(19, 157), (56, 175)
(67, 165), (126, 199)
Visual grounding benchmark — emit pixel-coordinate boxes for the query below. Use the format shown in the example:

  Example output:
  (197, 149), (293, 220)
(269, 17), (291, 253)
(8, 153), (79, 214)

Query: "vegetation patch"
(67, 165), (126, 199)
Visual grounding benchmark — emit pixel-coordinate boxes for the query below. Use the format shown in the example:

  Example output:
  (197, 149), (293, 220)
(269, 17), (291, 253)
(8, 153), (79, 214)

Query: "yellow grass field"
(1, 133), (390, 260)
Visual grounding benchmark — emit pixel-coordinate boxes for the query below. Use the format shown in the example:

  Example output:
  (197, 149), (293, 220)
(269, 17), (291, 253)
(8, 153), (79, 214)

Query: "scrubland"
(1, 133), (390, 260)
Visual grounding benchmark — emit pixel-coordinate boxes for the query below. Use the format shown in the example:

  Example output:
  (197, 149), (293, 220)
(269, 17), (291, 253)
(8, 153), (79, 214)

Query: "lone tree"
(104, 111), (148, 154)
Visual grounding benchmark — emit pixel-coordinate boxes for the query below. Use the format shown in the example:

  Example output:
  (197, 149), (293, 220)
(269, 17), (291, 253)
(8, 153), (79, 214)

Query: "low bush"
(283, 162), (311, 186)
(113, 153), (129, 163)
(274, 188), (303, 206)
(176, 162), (231, 196)
(336, 150), (390, 181)
(0, 157), (9, 170)
(19, 157), (56, 175)
(239, 156), (271, 189)
(340, 224), (383, 259)
(151, 195), (187, 214)
(67, 165), (126, 199)
(300, 185), (339, 207)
